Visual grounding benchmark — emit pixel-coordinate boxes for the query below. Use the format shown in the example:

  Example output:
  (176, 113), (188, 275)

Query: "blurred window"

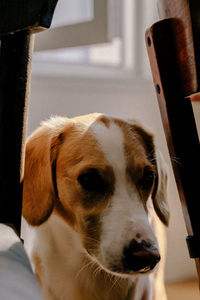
(33, 0), (158, 78)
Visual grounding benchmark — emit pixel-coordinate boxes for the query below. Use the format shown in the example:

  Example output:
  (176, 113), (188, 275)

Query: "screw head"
(147, 37), (151, 47)
(156, 84), (161, 94)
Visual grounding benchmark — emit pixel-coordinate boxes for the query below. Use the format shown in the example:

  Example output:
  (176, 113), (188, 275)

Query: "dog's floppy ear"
(152, 150), (169, 226)
(23, 121), (64, 226)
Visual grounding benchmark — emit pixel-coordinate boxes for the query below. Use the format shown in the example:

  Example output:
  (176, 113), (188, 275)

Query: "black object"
(186, 236), (200, 259)
(0, 0), (58, 234)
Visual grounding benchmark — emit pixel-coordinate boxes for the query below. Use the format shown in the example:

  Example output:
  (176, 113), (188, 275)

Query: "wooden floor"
(166, 280), (199, 300)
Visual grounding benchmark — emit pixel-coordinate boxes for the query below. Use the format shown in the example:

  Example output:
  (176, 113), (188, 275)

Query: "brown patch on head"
(113, 118), (169, 226)
(97, 115), (111, 128)
(113, 118), (156, 206)
(114, 119), (155, 164)
(132, 124), (156, 163)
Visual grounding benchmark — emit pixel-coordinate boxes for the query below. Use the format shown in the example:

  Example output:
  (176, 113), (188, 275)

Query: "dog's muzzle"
(122, 239), (160, 273)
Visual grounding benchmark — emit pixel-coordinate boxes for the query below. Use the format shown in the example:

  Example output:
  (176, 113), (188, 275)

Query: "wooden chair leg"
(146, 19), (200, 283)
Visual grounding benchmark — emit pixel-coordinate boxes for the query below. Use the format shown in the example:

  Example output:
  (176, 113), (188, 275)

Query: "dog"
(22, 113), (169, 300)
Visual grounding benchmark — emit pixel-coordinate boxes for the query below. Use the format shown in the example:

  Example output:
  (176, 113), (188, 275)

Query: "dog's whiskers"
(106, 270), (123, 293)
(110, 276), (121, 291)
(75, 259), (95, 280)
(93, 264), (103, 278)
(170, 155), (183, 167)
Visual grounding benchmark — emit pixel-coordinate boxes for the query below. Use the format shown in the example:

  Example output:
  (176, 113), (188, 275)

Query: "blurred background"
(28, 0), (199, 298)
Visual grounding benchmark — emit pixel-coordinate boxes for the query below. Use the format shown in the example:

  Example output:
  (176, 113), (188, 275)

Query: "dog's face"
(23, 113), (169, 277)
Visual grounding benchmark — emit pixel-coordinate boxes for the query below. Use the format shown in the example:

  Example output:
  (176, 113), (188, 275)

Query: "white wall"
(28, 74), (197, 283)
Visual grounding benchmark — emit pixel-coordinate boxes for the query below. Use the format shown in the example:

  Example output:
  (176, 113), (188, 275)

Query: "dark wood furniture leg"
(0, 32), (34, 234)
(146, 19), (200, 283)
(0, 0), (58, 234)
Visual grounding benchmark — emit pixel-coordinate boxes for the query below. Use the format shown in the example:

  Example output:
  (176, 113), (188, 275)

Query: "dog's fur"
(23, 113), (169, 300)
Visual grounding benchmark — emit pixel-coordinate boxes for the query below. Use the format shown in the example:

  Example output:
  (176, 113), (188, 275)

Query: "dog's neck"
(33, 214), (136, 300)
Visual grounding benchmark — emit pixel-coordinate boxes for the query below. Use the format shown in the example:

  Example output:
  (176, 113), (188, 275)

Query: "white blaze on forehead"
(91, 120), (126, 171)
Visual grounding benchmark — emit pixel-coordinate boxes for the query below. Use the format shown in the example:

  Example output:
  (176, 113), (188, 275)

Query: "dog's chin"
(86, 251), (153, 279)
(100, 263), (155, 279)
(107, 264), (155, 277)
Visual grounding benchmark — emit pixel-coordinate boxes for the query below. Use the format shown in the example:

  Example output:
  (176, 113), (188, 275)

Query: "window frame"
(32, 0), (157, 81)
(34, 0), (109, 51)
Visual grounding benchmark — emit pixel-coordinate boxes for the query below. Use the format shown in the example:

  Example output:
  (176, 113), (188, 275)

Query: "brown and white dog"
(23, 113), (169, 300)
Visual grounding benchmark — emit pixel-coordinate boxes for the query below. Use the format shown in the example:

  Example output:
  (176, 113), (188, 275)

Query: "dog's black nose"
(123, 239), (160, 273)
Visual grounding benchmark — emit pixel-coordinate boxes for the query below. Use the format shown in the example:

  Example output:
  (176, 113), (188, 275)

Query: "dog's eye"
(141, 167), (154, 190)
(78, 168), (106, 192)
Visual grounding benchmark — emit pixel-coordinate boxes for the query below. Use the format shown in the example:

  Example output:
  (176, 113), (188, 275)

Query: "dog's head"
(23, 113), (169, 276)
